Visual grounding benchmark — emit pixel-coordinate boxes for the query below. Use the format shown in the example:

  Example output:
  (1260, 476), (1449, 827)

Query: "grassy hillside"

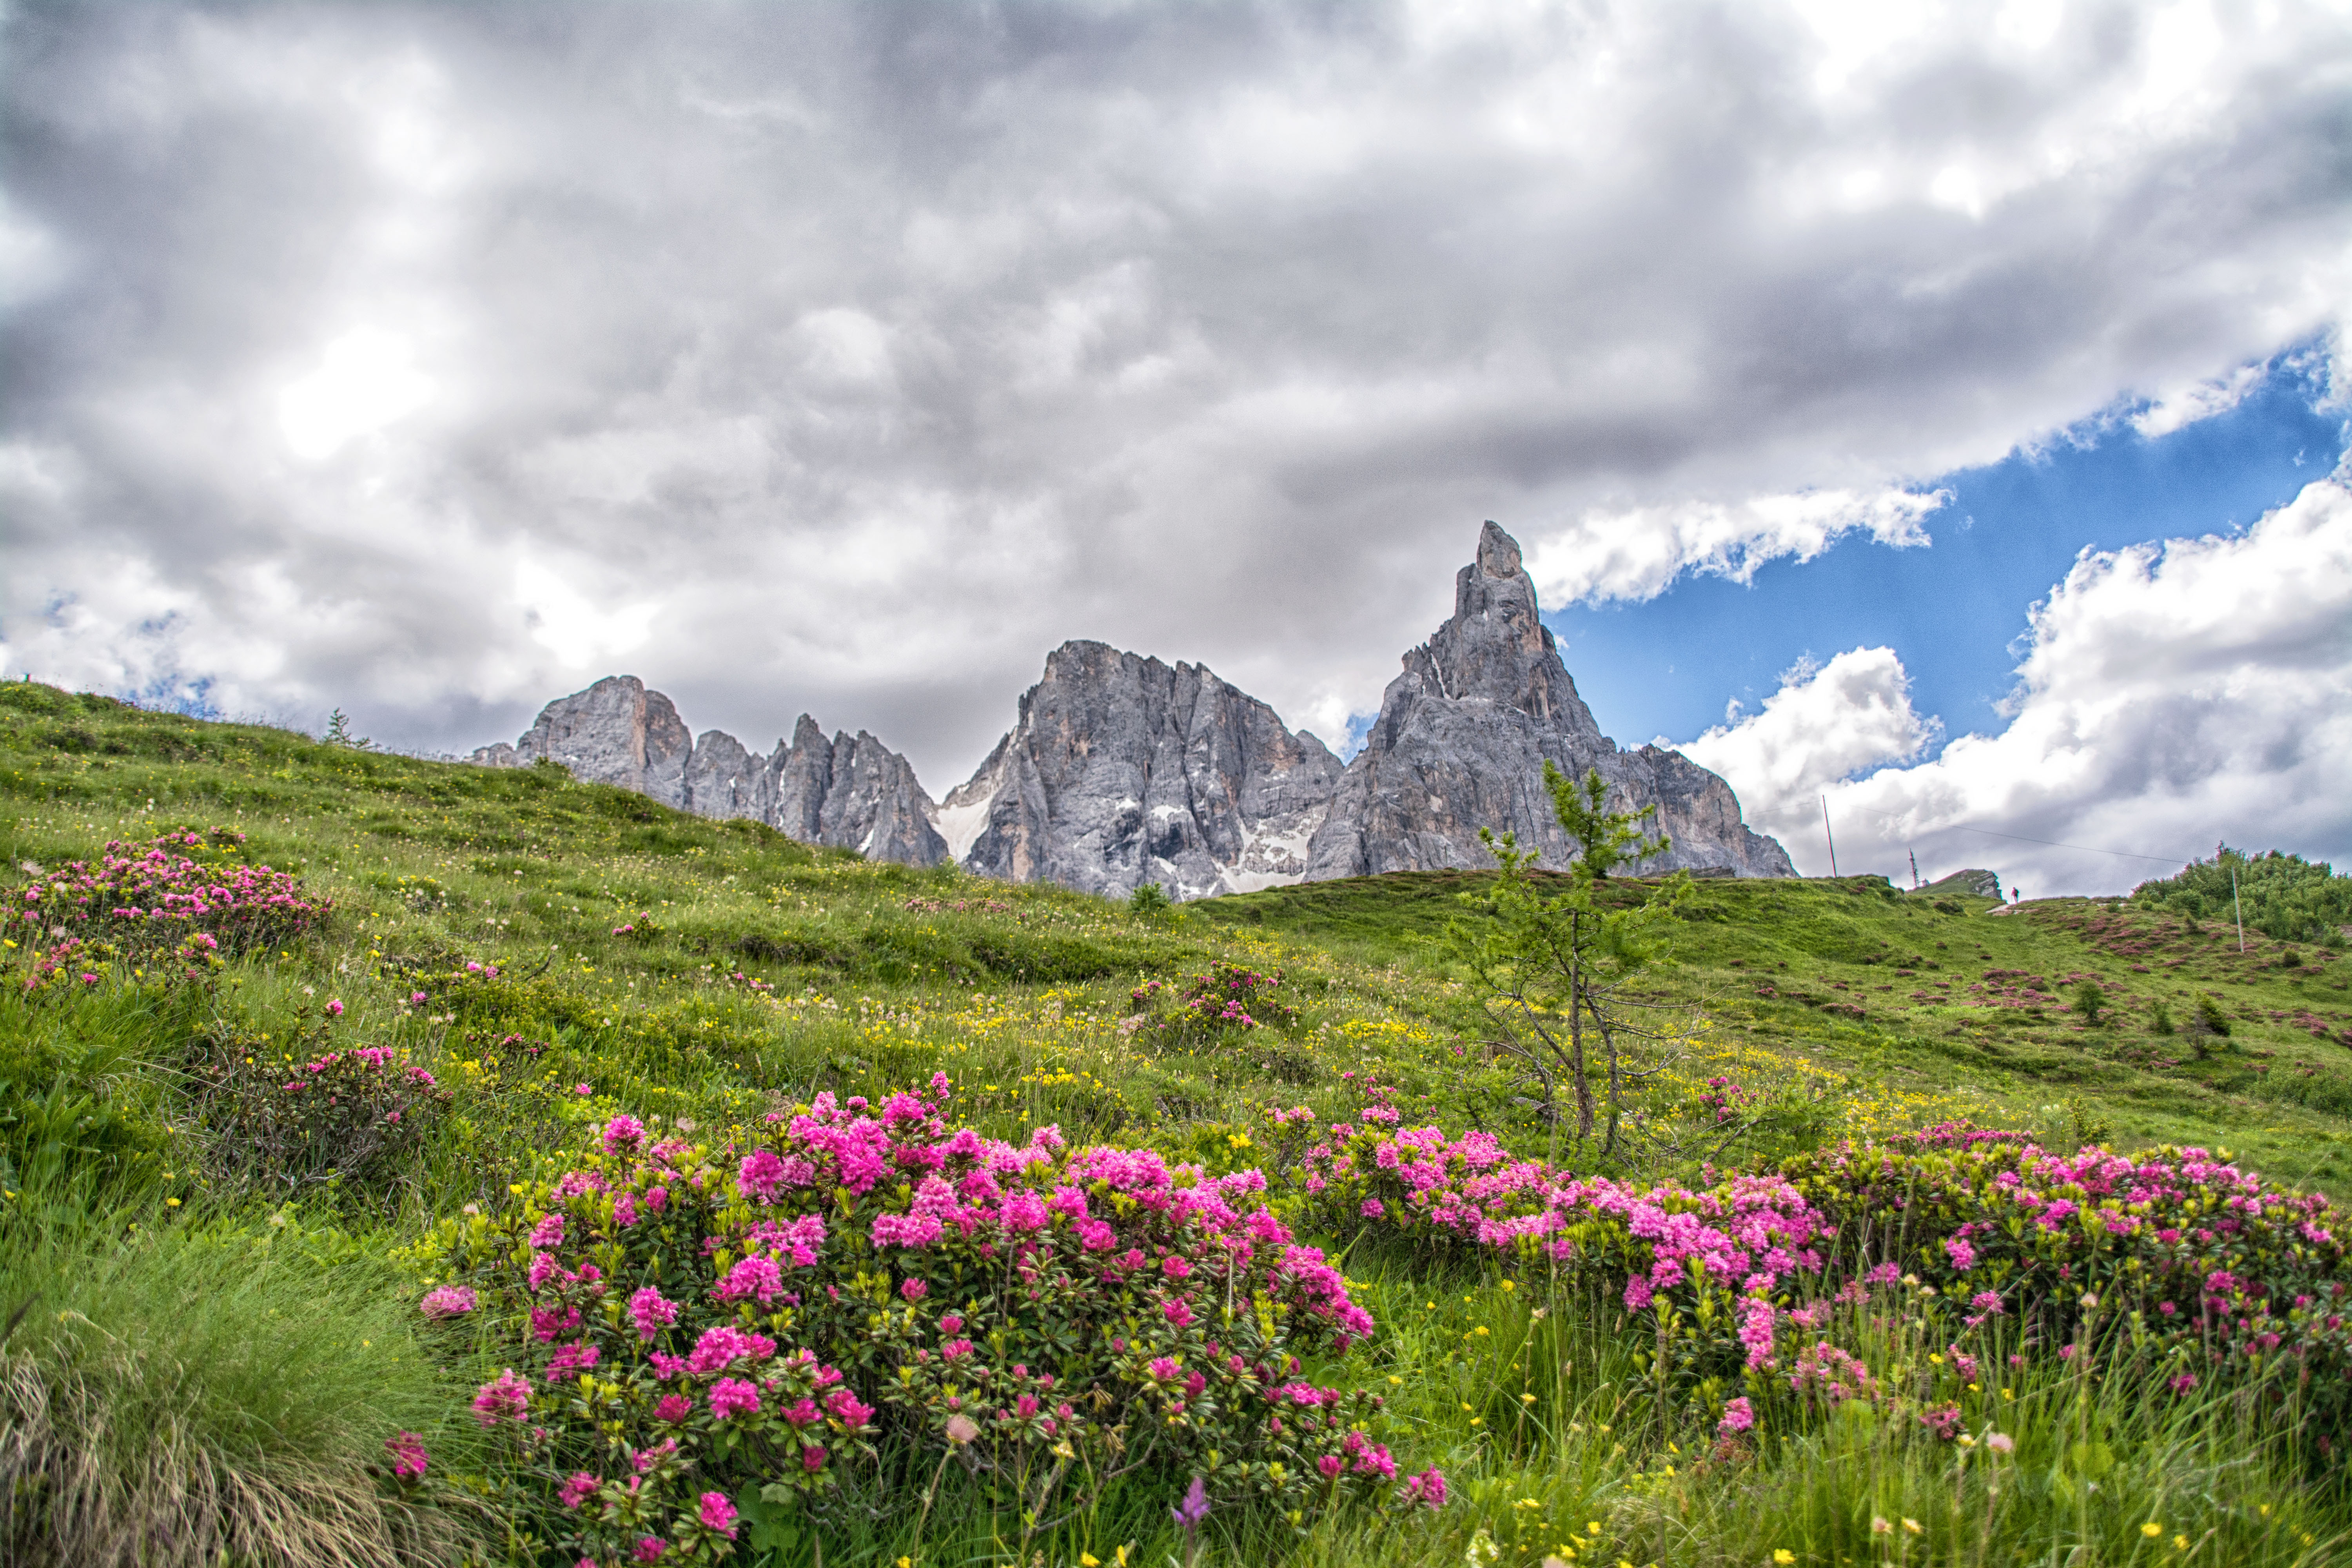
(1200, 868), (2352, 1189)
(3, 681), (2349, 1568)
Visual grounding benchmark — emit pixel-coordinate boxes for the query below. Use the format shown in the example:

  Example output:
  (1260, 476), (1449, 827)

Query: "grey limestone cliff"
(470, 678), (947, 867)
(467, 675), (693, 806)
(1301, 523), (1795, 881)
(943, 641), (1341, 900)
(469, 524), (1789, 894)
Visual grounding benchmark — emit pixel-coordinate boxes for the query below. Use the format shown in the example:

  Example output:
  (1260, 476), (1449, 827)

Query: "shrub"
(2071, 980), (2105, 1024)
(1127, 882), (1172, 917)
(1289, 1098), (2352, 1446)
(416, 1080), (1441, 1564)
(3, 829), (328, 991)
(2190, 991), (2232, 1052)
(185, 1012), (453, 1202)
(1130, 964), (1300, 1041)
(2132, 847), (2352, 944)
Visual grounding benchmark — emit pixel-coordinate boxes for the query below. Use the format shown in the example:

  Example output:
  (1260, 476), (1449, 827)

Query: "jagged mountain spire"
(1304, 522), (1794, 880)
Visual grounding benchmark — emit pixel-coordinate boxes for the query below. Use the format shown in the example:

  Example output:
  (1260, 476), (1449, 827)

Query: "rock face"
(1303, 523), (1795, 881)
(470, 678), (947, 867)
(1919, 868), (2003, 900)
(784, 726), (951, 867)
(468, 525), (1789, 891)
(468, 675), (693, 806)
(942, 641), (1343, 900)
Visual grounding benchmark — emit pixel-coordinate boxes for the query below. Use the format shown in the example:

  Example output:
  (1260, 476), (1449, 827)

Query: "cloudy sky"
(4, 0), (2348, 895)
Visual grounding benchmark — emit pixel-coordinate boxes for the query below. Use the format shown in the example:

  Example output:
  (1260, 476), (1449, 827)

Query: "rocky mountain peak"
(947, 640), (1340, 900)
(1306, 522), (1794, 880)
(469, 522), (1789, 895)
(1397, 520), (1606, 746)
(471, 679), (945, 867)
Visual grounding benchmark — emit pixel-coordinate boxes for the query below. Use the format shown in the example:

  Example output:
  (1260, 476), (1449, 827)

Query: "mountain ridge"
(466, 523), (1793, 890)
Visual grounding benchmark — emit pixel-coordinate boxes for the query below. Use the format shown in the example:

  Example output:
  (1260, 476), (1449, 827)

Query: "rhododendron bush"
(1294, 1095), (2352, 1438)
(1129, 962), (1299, 1039)
(418, 1078), (1439, 1565)
(4, 827), (327, 991)
(187, 1010), (454, 1199)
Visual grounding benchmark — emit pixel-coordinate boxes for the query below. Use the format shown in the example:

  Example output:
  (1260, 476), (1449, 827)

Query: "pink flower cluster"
(432, 1073), (1437, 1554)
(1295, 1103), (1830, 1307)
(4, 829), (328, 976)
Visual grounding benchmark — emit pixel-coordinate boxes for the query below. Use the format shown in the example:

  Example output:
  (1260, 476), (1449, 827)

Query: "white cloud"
(514, 560), (659, 670)
(0, 191), (67, 312)
(1673, 475), (2352, 892)
(2, 3), (2349, 779)
(1672, 646), (1937, 812)
(1526, 488), (1947, 606)
(2130, 362), (2270, 439)
(277, 328), (434, 461)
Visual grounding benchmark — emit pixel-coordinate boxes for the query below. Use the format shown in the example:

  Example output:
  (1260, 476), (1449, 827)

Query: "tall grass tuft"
(0, 1194), (478, 1567)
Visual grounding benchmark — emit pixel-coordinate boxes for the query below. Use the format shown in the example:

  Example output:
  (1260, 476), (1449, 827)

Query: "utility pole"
(1820, 795), (1838, 878)
(2232, 865), (2246, 953)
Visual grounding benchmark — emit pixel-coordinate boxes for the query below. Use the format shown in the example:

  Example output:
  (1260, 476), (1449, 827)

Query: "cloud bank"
(1673, 475), (2352, 894)
(1, 1), (2348, 823)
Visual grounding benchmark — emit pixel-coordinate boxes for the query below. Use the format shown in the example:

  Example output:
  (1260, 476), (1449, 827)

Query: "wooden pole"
(1820, 795), (1838, 878)
(2232, 865), (2246, 953)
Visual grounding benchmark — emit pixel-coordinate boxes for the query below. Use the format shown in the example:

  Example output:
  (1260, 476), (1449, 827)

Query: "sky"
(2, 0), (2348, 897)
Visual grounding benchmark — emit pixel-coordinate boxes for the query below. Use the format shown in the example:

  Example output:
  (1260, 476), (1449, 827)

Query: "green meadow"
(4, 680), (2348, 1568)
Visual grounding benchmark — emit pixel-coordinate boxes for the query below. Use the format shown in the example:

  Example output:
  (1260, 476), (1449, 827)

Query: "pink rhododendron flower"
(1718, 1397), (1755, 1435)
(709, 1378), (761, 1421)
(559, 1472), (599, 1510)
(824, 1388), (875, 1430)
(384, 1432), (428, 1479)
(739, 1149), (789, 1203)
(418, 1285), (476, 1319)
(472, 1369), (531, 1427)
(633, 1538), (668, 1562)
(699, 1492), (738, 1538)
(714, 1254), (785, 1307)
(544, 1342), (600, 1383)
(628, 1287), (678, 1341)
(685, 1325), (775, 1375)
(655, 1394), (693, 1423)
(872, 1211), (945, 1249)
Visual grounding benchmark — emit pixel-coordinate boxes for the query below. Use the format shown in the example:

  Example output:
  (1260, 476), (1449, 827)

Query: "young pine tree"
(1447, 763), (1688, 1164)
